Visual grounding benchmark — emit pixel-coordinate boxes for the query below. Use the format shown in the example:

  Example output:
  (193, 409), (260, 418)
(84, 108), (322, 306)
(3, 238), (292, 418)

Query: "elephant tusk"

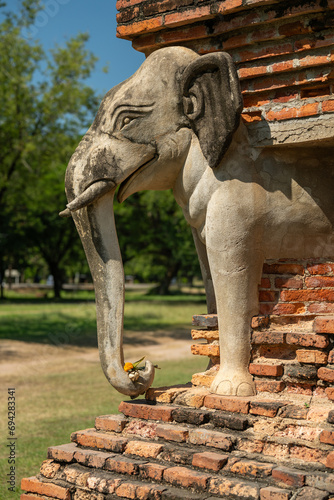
(66, 179), (116, 212)
(59, 208), (72, 218)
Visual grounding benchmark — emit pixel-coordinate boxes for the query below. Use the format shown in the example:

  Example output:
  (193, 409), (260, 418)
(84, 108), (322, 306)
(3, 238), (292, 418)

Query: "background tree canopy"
(0, 0), (200, 298)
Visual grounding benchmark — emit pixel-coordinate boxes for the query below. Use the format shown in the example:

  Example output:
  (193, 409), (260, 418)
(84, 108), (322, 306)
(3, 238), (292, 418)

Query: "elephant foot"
(210, 369), (256, 397)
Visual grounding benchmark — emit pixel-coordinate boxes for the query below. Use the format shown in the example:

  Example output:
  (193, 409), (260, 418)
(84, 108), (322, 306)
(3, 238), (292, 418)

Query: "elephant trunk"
(71, 191), (155, 397)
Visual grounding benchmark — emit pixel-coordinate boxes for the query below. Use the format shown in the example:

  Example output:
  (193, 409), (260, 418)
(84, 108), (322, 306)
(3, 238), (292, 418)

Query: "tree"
(115, 190), (201, 294)
(0, 0), (100, 297)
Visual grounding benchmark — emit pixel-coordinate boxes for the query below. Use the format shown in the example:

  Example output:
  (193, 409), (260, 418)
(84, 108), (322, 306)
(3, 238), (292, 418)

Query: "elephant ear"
(181, 52), (243, 169)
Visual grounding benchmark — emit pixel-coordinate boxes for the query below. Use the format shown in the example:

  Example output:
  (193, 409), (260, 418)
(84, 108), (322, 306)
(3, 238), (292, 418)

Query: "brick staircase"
(21, 388), (334, 499)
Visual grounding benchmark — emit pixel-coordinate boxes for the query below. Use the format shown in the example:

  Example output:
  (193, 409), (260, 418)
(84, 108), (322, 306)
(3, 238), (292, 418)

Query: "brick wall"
(116, 0), (334, 125)
(191, 259), (334, 399)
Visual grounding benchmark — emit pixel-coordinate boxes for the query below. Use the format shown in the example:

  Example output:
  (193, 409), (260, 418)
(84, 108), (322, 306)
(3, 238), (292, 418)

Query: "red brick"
(21, 476), (70, 500)
(241, 111), (263, 123)
(234, 42), (294, 64)
(116, 6), (140, 23)
(286, 332), (329, 348)
(306, 276), (334, 288)
(216, 0), (243, 13)
(224, 33), (250, 51)
(139, 462), (168, 481)
(74, 448), (110, 468)
(209, 476), (259, 499)
(132, 33), (157, 52)
(260, 486), (292, 500)
(252, 331), (285, 344)
(314, 317), (334, 333)
(326, 451), (334, 468)
(191, 343), (220, 357)
(188, 428), (234, 451)
(296, 349), (328, 364)
(271, 60), (295, 74)
(230, 459), (274, 477)
(281, 289), (334, 302)
(286, 383), (313, 395)
(126, 420), (157, 438)
(259, 290), (278, 302)
(272, 303), (306, 315)
(329, 350), (334, 363)
(320, 430), (334, 445)
(249, 25), (278, 43)
(159, 24), (207, 43)
(192, 451), (228, 471)
(289, 445), (327, 464)
(39, 460), (61, 479)
(238, 438), (264, 454)
(275, 425), (321, 442)
(116, 0), (145, 9)
(272, 467), (305, 487)
(251, 316), (270, 329)
(156, 424), (189, 442)
(263, 442), (289, 460)
(20, 495), (46, 500)
(307, 263), (334, 275)
(275, 277), (303, 289)
(326, 387), (334, 400)
(47, 443), (77, 462)
(279, 405), (309, 419)
(163, 466), (210, 491)
(255, 380), (285, 393)
(257, 344), (294, 359)
(142, 0), (193, 17)
(71, 429), (127, 452)
(249, 363), (283, 377)
(279, 20), (307, 36)
(117, 17), (164, 39)
(243, 95), (270, 108)
(263, 263), (305, 275)
(136, 483), (166, 500)
(318, 367), (334, 382)
(115, 482), (137, 499)
(95, 414), (128, 433)
(259, 303), (306, 316)
(266, 107), (298, 122)
(273, 90), (299, 103)
(164, 5), (212, 28)
(159, 447), (192, 465)
(119, 401), (173, 422)
(105, 455), (144, 475)
(323, 100), (334, 113)
(250, 400), (287, 417)
(308, 303), (334, 314)
(125, 440), (163, 458)
(204, 394), (250, 413)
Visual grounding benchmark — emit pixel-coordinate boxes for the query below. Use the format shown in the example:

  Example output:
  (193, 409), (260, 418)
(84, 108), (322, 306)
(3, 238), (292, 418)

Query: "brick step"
(67, 401), (334, 471)
(21, 462), (298, 500)
(21, 396), (334, 500)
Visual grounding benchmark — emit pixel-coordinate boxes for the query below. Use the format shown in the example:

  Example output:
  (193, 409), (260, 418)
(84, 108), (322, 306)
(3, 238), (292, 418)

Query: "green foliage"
(0, 0), (99, 297)
(0, 0), (202, 297)
(115, 190), (201, 294)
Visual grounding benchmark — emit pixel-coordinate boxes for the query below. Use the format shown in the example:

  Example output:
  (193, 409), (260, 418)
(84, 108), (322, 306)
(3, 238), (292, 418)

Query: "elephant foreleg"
(192, 228), (217, 314)
(207, 243), (263, 396)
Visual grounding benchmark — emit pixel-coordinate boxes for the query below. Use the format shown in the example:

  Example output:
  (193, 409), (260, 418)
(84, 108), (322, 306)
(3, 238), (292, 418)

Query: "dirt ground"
(0, 333), (195, 379)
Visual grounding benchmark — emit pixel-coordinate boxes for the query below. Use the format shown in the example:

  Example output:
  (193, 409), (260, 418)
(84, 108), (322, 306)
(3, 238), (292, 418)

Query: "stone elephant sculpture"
(61, 46), (334, 398)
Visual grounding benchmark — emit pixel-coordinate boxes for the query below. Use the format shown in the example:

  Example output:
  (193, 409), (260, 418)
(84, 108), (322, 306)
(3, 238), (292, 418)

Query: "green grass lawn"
(0, 289), (208, 499)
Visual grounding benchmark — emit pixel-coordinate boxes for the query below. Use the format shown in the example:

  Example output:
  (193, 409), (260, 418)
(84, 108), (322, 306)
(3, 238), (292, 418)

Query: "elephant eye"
(120, 116), (134, 129)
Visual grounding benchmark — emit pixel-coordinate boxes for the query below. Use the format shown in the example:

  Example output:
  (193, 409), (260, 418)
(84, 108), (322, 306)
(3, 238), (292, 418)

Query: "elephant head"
(61, 46), (243, 398)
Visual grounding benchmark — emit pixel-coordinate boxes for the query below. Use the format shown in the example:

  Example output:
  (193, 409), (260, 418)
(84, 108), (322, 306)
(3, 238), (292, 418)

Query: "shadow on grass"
(0, 292), (206, 347)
